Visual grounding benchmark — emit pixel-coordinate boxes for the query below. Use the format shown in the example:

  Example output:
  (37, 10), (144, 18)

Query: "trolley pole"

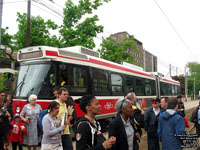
(0, 0), (3, 47)
(26, 0), (31, 47)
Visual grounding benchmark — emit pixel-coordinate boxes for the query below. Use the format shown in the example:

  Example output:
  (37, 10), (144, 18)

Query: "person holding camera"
(0, 104), (13, 150)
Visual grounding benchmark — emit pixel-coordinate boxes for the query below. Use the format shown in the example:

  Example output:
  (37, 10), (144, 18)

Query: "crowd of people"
(0, 88), (199, 150)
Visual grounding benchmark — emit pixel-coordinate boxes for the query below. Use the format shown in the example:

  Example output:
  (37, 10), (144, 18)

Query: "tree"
(14, 12), (60, 50)
(0, 28), (15, 60)
(98, 36), (138, 64)
(60, 0), (110, 49)
(187, 62), (200, 95)
(171, 74), (185, 95)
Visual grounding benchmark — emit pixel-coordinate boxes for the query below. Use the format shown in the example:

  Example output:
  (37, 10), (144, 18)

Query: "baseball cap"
(152, 98), (160, 103)
(13, 113), (20, 119)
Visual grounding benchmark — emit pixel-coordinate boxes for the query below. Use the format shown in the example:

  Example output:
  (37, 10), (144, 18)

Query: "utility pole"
(185, 65), (188, 102)
(169, 64), (172, 77)
(26, 0), (31, 47)
(194, 77), (196, 100)
(0, 0), (3, 47)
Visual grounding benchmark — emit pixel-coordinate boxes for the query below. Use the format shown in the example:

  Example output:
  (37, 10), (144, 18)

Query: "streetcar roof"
(17, 45), (180, 85)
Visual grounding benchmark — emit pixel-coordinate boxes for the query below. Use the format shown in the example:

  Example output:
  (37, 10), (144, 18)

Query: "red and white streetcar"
(13, 46), (180, 122)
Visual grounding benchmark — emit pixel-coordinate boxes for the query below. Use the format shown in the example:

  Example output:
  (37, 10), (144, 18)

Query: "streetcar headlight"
(16, 106), (21, 113)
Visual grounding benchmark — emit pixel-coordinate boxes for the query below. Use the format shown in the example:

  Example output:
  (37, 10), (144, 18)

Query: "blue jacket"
(38, 109), (48, 129)
(157, 108), (166, 140)
(158, 109), (186, 150)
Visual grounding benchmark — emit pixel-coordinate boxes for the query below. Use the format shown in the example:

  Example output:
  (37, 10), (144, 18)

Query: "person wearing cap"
(144, 98), (161, 150)
(8, 113), (27, 150)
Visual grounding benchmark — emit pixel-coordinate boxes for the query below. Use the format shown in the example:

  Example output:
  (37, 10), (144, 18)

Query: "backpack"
(73, 120), (105, 147)
(38, 109), (48, 130)
(190, 106), (199, 123)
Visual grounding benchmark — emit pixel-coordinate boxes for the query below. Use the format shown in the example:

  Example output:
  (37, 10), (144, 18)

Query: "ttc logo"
(104, 102), (113, 109)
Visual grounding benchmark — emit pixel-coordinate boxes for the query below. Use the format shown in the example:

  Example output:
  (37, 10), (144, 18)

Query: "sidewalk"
(183, 99), (199, 110)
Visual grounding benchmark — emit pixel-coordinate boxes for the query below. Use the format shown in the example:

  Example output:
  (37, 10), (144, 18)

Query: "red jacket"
(8, 121), (27, 142)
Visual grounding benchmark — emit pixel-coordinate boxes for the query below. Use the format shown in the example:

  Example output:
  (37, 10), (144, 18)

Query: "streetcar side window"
(125, 76), (134, 94)
(167, 83), (172, 95)
(145, 79), (152, 96)
(111, 73), (123, 95)
(172, 85), (175, 95)
(160, 82), (172, 96)
(67, 66), (87, 93)
(144, 79), (156, 96)
(135, 78), (144, 96)
(60, 64), (88, 94)
(92, 69), (109, 95)
(151, 80), (156, 95)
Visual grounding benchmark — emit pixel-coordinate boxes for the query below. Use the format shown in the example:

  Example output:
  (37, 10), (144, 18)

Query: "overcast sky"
(2, 0), (200, 77)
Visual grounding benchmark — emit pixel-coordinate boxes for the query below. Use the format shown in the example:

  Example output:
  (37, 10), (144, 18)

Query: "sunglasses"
(152, 101), (158, 104)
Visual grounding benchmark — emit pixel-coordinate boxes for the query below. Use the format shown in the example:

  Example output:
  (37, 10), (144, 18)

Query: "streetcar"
(13, 46), (180, 122)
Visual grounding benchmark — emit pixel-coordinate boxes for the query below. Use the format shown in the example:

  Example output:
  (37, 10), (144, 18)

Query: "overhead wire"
(3, 0), (27, 4)
(153, 0), (199, 62)
(33, 0), (64, 18)
(39, 0), (63, 14)
(32, 2), (63, 20)
(49, 0), (65, 9)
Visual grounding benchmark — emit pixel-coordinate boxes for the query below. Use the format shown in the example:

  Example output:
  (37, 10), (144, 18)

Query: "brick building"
(110, 32), (157, 72)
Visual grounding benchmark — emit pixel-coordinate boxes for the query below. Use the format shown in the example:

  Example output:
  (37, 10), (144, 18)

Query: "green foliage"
(1, 0), (110, 55)
(60, 0), (109, 49)
(0, 73), (9, 91)
(14, 13), (60, 50)
(98, 37), (138, 64)
(172, 75), (185, 95)
(187, 62), (200, 95)
(0, 28), (14, 57)
(1, 28), (13, 47)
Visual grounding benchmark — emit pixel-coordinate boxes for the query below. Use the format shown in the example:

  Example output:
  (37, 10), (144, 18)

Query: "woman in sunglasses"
(109, 98), (141, 150)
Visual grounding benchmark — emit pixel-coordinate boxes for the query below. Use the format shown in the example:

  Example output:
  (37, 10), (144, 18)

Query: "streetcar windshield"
(15, 63), (55, 98)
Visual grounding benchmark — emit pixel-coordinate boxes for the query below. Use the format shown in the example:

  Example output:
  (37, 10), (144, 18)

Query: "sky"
(2, 0), (200, 77)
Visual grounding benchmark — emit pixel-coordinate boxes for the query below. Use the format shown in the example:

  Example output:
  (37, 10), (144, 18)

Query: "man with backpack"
(197, 103), (200, 137)
(189, 101), (200, 137)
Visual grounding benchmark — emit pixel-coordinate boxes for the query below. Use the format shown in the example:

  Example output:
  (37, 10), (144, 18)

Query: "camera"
(0, 108), (7, 118)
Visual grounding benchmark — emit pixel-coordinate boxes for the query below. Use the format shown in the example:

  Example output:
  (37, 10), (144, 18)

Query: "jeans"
(61, 134), (73, 150)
